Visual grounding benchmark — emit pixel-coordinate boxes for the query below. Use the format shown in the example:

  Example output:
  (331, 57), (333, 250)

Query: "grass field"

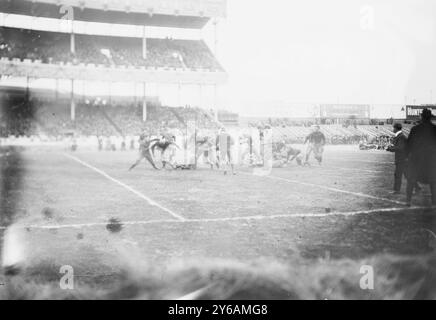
(1, 144), (436, 299)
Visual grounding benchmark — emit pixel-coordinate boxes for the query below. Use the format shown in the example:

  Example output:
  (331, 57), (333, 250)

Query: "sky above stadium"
(1, 0), (436, 118)
(213, 0), (436, 116)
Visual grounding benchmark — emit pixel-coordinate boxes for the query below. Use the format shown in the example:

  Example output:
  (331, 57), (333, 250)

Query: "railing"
(0, 58), (227, 84)
(19, 0), (227, 18)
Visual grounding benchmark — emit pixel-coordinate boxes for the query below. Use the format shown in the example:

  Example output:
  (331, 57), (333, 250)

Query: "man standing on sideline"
(405, 109), (436, 206)
(386, 123), (420, 194)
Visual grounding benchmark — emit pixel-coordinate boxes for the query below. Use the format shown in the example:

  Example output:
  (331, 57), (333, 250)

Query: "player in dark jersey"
(151, 135), (179, 169)
(304, 125), (326, 165)
(98, 136), (103, 151)
(128, 133), (160, 171)
(284, 145), (302, 165)
(273, 139), (302, 166)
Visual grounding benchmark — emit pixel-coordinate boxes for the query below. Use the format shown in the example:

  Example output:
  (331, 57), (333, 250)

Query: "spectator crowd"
(0, 27), (223, 71)
(0, 95), (220, 138)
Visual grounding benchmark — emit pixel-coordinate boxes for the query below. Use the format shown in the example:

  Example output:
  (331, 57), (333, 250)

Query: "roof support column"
(70, 79), (75, 121)
(142, 26), (147, 59)
(213, 18), (219, 57)
(108, 82), (112, 105)
(26, 76), (30, 100)
(178, 83), (181, 106)
(70, 32), (75, 54)
(142, 82), (147, 122)
(214, 84), (218, 122)
(55, 78), (58, 100)
(70, 14), (75, 54)
(199, 84), (203, 108)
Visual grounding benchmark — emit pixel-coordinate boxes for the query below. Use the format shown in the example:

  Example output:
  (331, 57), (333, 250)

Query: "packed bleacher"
(0, 84), (414, 146)
(0, 27), (222, 71)
(1, 94), (412, 146)
(0, 95), (220, 138)
(252, 119), (412, 146)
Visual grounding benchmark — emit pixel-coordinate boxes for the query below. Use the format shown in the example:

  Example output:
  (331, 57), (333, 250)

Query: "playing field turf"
(1, 145), (436, 289)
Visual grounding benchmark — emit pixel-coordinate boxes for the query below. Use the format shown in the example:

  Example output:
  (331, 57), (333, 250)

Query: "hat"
(422, 108), (432, 121)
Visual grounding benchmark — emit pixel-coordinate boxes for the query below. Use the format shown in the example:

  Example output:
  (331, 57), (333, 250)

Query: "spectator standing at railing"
(405, 109), (436, 206)
(386, 123), (421, 195)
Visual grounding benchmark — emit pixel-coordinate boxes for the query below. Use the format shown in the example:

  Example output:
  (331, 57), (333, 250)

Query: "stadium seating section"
(0, 96), (219, 137)
(0, 26), (410, 143)
(0, 27), (223, 71)
(250, 120), (412, 145)
(1, 93), (408, 144)
(269, 124), (400, 144)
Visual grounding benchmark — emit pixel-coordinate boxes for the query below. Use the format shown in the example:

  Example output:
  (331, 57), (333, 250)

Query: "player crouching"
(272, 140), (303, 167)
(151, 135), (180, 170)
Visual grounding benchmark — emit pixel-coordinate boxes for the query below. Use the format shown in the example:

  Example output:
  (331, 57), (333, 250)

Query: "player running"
(128, 133), (160, 171)
(304, 125), (326, 166)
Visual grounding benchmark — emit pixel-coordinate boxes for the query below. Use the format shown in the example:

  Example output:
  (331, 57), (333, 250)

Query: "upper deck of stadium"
(0, 27), (223, 72)
(0, 0), (227, 85)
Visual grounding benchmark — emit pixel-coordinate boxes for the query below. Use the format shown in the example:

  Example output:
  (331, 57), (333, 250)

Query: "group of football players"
(128, 125), (327, 173)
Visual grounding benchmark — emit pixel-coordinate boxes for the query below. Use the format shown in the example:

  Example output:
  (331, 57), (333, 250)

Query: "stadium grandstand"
(0, 0), (227, 139)
(2, 1), (436, 302)
(243, 103), (436, 146)
(0, 0), (434, 145)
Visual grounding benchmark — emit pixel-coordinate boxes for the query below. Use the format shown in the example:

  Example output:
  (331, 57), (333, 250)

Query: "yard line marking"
(240, 172), (406, 205)
(327, 157), (394, 165)
(323, 165), (386, 174)
(193, 206), (436, 222)
(284, 167), (379, 177)
(63, 153), (186, 221)
(2, 206), (434, 230)
(295, 165), (385, 174)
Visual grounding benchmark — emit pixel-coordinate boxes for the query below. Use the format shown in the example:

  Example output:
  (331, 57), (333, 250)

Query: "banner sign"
(406, 105), (436, 120)
(320, 104), (370, 119)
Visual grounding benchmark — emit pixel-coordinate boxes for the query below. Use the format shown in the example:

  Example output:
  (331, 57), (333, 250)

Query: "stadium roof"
(0, 0), (226, 28)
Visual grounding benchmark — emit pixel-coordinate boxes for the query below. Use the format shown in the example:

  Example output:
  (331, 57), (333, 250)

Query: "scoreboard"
(320, 104), (371, 119)
(406, 105), (436, 120)
(218, 110), (239, 126)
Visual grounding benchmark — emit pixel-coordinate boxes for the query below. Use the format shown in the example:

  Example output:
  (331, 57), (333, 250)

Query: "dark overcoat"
(406, 121), (436, 183)
(387, 133), (407, 163)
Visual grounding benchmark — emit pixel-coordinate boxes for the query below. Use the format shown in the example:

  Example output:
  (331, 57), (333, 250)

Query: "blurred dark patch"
(0, 147), (24, 225)
(0, 147), (25, 267)
(0, 87), (36, 137)
(1, 88), (35, 267)
(3, 254), (436, 299)
(41, 207), (54, 220)
(106, 218), (123, 233)
(3, 264), (22, 277)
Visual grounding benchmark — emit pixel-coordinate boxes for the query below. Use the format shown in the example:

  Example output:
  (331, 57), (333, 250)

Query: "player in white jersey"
(216, 127), (235, 175)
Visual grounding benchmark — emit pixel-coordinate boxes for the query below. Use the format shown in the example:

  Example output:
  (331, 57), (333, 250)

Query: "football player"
(304, 125), (326, 166)
(128, 133), (160, 171)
